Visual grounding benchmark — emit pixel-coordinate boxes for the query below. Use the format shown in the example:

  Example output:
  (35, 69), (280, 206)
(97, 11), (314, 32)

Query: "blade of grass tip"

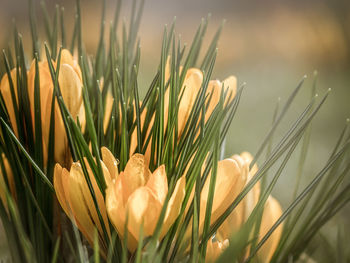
(28, 0), (40, 59)
(192, 15), (209, 67)
(247, 140), (350, 263)
(40, 0), (52, 47)
(252, 75), (307, 167)
(60, 7), (66, 48)
(128, 0), (144, 58)
(51, 5), (59, 60)
(113, 0), (122, 31)
(70, 15), (78, 53)
(292, 72), (318, 199)
(200, 19), (224, 72)
(94, 228), (101, 263)
(0, 118), (54, 191)
(95, 0), (106, 79)
(75, 0), (83, 58)
(51, 237), (60, 263)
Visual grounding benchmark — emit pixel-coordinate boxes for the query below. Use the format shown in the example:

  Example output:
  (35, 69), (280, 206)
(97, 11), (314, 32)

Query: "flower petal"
(53, 163), (71, 218)
(201, 158), (246, 229)
(121, 154), (151, 203)
(126, 186), (162, 250)
(146, 165), (168, 204)
(58, 64), (83, 117)
(160, 175), (186, 239)
(177, 68), (203, 135)
(258, 196), (283, 262)
(222, 75), (237, 104)
(101, 147), (119, 186)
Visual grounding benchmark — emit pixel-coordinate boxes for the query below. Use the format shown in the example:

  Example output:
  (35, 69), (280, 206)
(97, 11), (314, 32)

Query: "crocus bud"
(106, 153), (186, 251)
(217, 152), (260, 240)
(53, 148), (116, 256)
(26, 49), (85, 166)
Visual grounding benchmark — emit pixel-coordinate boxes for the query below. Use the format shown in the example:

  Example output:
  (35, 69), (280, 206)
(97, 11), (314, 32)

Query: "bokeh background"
(1, 0), (349, 261)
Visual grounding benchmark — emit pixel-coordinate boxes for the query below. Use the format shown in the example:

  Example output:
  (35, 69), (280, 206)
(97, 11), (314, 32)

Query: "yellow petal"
(121, 154), (151, 203)
(177, 68), (203, 136)
(126, 186), (162, 243)
(258, 196), (283, 262)
(201, 158), (246, 231)
(61, 49), (82, 80)
(222, 75), (237, 104)
(205, 80), (222, 122)
(0, 69), (19, 136)
(240, 151), (258, 176)
(103, 92), (114, 133)
(53, 163), (71, 218)
(65, 163), (96, 245)
(146, 165), (168, 203)
(101, 147), (119, 186)
(106, 177), (126, 236)
(58, 64), (83, 117)
(160, 175), (186, 239)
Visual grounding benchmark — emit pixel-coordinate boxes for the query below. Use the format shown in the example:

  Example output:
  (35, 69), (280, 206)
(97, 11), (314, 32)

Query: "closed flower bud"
(53, 147), (117, 256)
(27, 49), (85, 166)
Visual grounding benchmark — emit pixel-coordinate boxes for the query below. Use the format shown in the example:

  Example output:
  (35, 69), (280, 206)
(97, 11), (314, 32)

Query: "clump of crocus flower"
(0, 49), (85, 167)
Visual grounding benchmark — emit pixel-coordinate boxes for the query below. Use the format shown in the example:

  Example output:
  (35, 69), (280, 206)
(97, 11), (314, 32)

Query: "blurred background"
(0, 0), (349, 261)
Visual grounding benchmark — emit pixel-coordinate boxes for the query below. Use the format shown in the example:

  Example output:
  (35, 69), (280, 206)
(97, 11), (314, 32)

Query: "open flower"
(53, 147), (117, 256)
(0, 49), (84, 167)
(106, 153), (186, 252)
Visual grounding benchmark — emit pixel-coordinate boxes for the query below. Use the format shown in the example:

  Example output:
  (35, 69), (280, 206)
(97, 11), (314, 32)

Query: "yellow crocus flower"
(53, 147), (117, 256)
(216, 152), (283, 262)
(106, 153), (186, 252)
